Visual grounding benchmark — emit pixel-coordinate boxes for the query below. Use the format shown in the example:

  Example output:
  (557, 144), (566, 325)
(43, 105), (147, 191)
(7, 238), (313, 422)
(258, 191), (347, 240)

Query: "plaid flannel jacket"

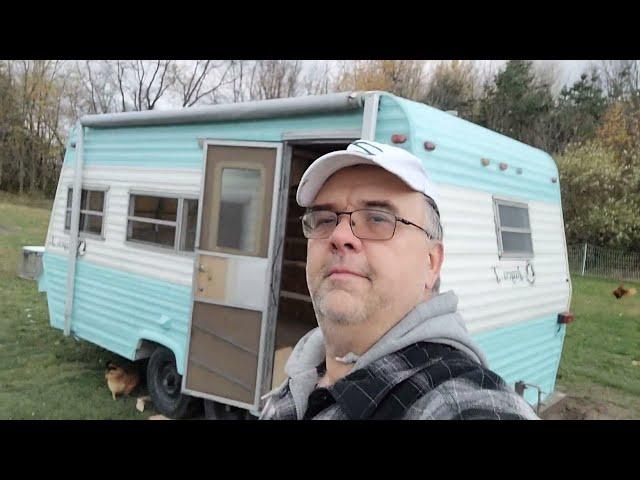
(261, 342), (539, 420)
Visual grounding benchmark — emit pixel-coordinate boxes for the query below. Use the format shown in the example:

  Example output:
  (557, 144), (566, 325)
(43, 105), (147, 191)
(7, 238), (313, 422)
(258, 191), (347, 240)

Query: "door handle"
(198, 264), (212, 281)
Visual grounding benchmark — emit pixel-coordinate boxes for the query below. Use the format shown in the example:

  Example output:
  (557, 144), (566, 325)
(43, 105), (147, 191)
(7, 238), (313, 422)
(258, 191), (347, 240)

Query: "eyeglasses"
(300, 209), (434, 240)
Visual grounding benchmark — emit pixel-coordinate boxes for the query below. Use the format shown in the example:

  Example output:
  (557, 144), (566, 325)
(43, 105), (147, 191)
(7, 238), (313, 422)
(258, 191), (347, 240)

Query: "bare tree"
(423, 60), (479, 117)
(600, 60), (640, 103)
(0, 61), (18, 190)
(109, 60), (176, 111)
(227, 60), (253, 103)
(75, 60), (118, 114)
(115, 60), (128, 112)
(301, 61), (334, 95)
(4, 60), (68, 195)
(249, 60), (302, 100)
(334, 60), (427, 100)
(220, 60), (303, 102)
(173, 60), (234, 107)
(133, 60), (175, 110)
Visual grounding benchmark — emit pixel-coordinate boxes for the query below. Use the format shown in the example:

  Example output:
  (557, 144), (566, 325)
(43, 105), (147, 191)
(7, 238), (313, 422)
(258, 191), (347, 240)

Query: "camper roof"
(80, 91), (368, 128)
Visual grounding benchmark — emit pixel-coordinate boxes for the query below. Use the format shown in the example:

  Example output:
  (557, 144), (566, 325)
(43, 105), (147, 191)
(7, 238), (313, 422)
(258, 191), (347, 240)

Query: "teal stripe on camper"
(376, 94), (562, 205)
(42, 251), (565, 406)
(472, 315), (566, 407)
(65, 93), (560, 204)
(42, 251), (192, 374)
(374, 95), (411, 145)
(64, 111), (363, 168)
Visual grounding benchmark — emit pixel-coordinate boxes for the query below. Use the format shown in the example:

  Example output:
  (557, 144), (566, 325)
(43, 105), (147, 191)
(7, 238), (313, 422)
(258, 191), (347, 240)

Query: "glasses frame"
(300, 208), (434, 241)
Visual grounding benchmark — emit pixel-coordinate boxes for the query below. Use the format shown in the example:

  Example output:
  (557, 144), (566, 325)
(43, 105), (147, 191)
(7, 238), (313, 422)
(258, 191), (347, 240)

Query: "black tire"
(203, 400), (247, 420)
(147, 346), (196, 419)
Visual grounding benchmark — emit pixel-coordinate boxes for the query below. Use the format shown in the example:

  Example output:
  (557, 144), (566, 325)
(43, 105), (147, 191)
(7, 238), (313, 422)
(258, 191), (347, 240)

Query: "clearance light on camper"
(516, 168), (523, 175)
(499, 162), (508, 171)
(557, 312), (575, 324)
(481, 158), (490, 167)
(391, 134), (407, 144)
(424, 141), (436, 151)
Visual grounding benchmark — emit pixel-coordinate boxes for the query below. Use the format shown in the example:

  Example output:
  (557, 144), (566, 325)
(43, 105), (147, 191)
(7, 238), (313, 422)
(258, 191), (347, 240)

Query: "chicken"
(105, 361), (140, 401)
(612, 284), (637, 299)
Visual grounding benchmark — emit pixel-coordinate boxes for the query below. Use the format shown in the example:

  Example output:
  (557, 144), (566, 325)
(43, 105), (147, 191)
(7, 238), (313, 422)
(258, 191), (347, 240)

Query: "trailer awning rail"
(80, 91), (368, 128)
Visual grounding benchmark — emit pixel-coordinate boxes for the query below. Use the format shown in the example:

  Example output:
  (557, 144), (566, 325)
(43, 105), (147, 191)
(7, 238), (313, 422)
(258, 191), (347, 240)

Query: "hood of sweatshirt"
(272, 290), (488, 419)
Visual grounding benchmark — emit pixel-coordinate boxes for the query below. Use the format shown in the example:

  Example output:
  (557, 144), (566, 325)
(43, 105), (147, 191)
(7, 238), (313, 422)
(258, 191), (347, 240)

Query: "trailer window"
(126, 193), (198, 252)
(180, 199), (199, 252)
(216, 168), (263, 253)
(494, 199), (533, 258)
(65, 188), (105, 237)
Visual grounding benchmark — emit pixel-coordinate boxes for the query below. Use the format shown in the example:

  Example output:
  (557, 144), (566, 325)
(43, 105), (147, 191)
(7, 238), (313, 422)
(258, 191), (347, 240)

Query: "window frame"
(492, 196), (534, 260)
(64, 185), (108, 240)
(212, 162), (267, 257)
(125, 190), (199, 255)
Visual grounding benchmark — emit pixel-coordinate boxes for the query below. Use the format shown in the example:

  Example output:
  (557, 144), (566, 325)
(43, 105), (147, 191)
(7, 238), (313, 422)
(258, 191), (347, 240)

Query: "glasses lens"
(301, 211), (337, 238)
(352, 210), (395, 240)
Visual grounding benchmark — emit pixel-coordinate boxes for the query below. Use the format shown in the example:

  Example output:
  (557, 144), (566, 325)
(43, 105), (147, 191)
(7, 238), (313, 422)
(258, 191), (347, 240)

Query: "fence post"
(581, 243), (588, 276)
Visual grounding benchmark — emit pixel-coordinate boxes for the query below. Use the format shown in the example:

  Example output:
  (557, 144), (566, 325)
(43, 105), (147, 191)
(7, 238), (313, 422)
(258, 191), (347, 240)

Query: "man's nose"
(329, 214), (361, 252)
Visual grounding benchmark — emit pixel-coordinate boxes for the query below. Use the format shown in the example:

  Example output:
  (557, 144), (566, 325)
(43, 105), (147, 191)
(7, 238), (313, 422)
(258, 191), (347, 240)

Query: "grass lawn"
(1, 191), (639, 419)
(554, 275), (640, 417)
(0, 192), (154, 420)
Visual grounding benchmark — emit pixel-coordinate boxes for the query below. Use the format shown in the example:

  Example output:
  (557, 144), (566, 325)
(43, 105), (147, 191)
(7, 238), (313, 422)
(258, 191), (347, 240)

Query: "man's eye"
(367, 213), (391, 223)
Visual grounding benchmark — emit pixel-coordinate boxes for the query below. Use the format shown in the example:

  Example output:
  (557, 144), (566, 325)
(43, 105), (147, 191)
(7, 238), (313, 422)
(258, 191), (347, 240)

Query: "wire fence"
(568, 243), (640, 282)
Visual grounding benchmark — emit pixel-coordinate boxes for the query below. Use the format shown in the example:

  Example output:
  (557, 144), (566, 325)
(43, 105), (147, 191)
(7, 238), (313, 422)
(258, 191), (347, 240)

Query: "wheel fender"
(136, 331), (185, 375)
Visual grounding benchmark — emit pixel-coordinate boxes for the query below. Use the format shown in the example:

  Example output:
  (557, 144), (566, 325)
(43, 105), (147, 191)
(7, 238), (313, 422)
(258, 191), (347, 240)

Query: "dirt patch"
(542, 396), (607, 420)
(0, 225), (12, 235)
(541, 394), (636, 420)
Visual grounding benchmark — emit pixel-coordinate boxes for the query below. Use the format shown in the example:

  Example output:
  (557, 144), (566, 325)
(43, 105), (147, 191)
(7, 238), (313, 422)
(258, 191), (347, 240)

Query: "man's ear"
(425, 242), (444, 290)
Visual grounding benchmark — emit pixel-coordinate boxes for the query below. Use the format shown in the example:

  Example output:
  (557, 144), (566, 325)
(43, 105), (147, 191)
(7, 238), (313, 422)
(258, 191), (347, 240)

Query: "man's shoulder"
(400, 342), (539, 420)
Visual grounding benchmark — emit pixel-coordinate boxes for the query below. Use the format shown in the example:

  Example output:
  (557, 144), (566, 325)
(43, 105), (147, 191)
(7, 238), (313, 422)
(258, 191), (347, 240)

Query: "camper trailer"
(36, 91), (573, 418)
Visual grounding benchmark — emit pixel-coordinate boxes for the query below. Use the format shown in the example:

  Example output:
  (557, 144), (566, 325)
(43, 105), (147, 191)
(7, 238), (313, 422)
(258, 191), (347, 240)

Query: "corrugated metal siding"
(473, 315), (566, 405)
(44, 95), (571, 404)
(48, 164), (200, 286)
(375, 95), (411, 142)
(66, 111), (363, 168)
(379, 95), (561, 205)
(438, 183), (570, 333)
(43, 251), (192, 373)
(375, 95), (570, 406)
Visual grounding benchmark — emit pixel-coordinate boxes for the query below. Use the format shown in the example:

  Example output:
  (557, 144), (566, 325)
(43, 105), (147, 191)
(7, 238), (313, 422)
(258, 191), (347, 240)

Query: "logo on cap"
(349, 141), (384, 156)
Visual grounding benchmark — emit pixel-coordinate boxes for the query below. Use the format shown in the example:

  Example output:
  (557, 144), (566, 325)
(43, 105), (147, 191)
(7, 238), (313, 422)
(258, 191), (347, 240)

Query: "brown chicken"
(612, 284), (637, 299)
(105, 361), (140, 401)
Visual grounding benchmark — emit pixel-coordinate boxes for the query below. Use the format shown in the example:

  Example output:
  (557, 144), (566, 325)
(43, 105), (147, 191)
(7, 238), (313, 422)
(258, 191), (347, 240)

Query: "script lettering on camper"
(50, 235), (70, 251)
(49, 236), (87, 256)
(491, 260), (535, 286)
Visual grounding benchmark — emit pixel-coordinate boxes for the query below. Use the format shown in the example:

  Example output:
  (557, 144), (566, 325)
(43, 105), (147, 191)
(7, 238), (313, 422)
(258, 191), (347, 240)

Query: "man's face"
(306, 165), (441, 328)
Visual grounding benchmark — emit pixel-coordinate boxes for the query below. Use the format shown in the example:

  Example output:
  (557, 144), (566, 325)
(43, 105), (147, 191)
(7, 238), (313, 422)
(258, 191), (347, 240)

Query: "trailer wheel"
(203, 400), (247, 420)
(147, 346), (196, 419)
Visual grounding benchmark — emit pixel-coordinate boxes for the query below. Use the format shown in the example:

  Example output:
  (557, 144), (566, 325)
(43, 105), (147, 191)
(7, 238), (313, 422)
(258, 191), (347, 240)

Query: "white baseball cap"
(296, 139), (440, 214)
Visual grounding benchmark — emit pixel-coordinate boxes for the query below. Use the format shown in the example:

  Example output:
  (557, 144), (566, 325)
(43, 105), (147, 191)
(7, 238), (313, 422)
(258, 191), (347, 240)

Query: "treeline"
(1, 60), (639, 250)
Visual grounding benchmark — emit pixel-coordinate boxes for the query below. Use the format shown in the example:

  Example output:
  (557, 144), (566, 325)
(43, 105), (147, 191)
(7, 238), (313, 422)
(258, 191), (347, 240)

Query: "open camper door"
(182, 140), (282, 410)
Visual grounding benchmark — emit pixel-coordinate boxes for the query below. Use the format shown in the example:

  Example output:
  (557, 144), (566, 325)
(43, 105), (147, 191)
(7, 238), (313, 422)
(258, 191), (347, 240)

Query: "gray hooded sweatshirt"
(261, 290), (521, 420)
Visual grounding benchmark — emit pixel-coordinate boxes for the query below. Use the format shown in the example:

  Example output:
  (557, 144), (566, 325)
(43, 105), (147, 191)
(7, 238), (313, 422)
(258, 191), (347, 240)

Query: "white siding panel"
(437, 184), (570, 334)
(47, 166), (571, 334)
(46, 165), (202, 286)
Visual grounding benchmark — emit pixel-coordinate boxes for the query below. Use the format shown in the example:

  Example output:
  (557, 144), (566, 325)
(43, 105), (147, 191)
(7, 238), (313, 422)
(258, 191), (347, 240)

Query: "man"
(260, 139), (538, 420)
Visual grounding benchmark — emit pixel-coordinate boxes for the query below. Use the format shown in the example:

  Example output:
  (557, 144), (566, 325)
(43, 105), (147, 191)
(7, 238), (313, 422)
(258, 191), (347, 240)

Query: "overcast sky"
(156, 60), (600, 110)
(519, 59), (595, 84)
(303, 59), (599, 94)
(538, 60), (594, 82)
